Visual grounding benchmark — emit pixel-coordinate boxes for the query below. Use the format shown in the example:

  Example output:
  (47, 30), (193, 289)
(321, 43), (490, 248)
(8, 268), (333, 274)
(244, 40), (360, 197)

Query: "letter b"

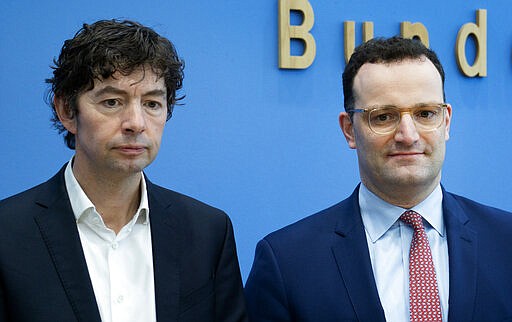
(278, 0), (316, 69)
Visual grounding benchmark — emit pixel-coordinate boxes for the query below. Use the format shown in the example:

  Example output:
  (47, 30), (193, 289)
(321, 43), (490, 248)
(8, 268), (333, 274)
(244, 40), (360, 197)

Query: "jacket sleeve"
(214, 215), (248, 322)
(0, 280), (7, 321)
(244, 238), (292, 322)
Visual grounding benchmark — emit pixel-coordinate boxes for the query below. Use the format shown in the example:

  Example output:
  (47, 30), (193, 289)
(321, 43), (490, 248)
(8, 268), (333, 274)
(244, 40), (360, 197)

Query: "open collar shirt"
(359, 183), (449, 322)
(64, 160), (156, 322)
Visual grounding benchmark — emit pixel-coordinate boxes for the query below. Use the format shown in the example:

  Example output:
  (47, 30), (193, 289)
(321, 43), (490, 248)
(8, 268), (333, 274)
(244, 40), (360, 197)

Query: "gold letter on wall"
(344, 21), (374, 64)
(401, 21), (429, 47)
(278, 0), (316, 69)
(456, 9), (487, 77)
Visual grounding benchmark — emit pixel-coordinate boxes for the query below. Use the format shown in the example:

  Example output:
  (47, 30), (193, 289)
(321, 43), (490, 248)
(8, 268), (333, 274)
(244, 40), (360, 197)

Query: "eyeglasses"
(350, 103), (448, 135)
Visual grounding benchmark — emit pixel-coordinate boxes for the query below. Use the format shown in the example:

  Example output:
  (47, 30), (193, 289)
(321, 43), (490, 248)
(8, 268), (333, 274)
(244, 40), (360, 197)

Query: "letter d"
(456, 9), (487, 77)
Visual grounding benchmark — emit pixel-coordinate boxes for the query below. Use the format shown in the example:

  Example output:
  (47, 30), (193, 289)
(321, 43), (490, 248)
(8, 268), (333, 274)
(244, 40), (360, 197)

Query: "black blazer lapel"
(147, 180), (181, 322)
(33, 167), (101, 322)
(443, 190), (477, 322)
(331, 188), (386, 322)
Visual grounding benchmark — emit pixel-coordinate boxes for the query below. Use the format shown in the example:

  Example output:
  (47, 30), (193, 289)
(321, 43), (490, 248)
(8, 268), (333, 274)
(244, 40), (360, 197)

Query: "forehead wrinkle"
(143, 89), (166, 97)
(91, 71), (166, 99)
(92, 85), (127, 98)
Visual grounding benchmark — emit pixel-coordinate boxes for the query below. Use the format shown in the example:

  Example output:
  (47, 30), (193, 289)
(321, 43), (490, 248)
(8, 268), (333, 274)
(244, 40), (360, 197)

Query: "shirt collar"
(64, 158), (150, 225)
(359, 183), (444, 243)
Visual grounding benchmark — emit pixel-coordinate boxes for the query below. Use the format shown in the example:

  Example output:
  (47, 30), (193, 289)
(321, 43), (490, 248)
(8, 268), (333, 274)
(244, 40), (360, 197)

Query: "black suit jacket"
(245, 186), (512, 322)
(0, 165), (248, 322)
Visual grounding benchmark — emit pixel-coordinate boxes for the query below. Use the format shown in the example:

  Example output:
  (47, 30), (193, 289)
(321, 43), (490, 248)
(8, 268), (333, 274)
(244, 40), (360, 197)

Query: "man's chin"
(381, 169), (434, 186)
(109, 159), (151, 174)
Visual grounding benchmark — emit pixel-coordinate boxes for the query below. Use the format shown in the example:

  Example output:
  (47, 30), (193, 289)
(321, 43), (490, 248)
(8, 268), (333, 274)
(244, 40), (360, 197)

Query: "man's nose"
(122, 103), (146, 134)
(394, 113), (419, 144)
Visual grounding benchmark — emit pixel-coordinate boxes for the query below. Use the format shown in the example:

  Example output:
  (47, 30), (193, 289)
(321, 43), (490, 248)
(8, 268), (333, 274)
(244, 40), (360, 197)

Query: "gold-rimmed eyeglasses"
(350, 103), (448, 135)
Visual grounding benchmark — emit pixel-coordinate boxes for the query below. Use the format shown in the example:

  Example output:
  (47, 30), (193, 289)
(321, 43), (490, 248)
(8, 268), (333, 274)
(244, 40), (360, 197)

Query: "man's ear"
(444, 103), (452, 141)
(54, 97), (77, 134)
(339, 112), (357, 149)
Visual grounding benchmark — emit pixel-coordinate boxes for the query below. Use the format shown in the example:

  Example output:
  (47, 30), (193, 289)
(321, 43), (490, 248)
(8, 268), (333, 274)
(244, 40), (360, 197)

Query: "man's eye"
(377, 114), (391, 121)
(372, 111), (397, 123)
(416, 109), (436, 119)
(103, 99), (119, 107)
(145, 101), (163, 109)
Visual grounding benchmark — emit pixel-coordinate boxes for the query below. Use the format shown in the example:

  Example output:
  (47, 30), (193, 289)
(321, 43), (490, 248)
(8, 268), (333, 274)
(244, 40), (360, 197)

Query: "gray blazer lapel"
(443, 191), (477, 322)
(331, 189), (386, 322)
(147, 180), (181, 322)
(33, 167), (101, 322)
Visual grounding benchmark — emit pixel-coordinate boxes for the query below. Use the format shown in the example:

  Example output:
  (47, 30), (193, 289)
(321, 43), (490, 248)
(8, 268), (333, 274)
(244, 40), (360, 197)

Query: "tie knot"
(400, 210), (424, 231)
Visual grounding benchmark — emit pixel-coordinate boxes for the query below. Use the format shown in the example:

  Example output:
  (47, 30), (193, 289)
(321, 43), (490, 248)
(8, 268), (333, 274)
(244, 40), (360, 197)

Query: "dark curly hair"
(342, 36), (445, 113)
(46, 19), (184, 149)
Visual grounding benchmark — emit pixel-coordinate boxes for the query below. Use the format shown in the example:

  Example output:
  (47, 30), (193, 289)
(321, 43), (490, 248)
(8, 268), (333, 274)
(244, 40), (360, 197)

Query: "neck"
(362, 179), (440, 209)
(72, 165), (142, 234)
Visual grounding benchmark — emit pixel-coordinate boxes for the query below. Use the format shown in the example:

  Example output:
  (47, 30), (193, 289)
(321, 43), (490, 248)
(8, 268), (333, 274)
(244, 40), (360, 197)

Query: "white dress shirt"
(359, 183), (449, 322)
(64, 160), (156, 322)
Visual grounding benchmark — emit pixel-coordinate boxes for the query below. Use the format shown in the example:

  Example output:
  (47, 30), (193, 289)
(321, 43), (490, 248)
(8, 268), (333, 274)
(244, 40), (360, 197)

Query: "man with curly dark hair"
(0, 19), (247, 322)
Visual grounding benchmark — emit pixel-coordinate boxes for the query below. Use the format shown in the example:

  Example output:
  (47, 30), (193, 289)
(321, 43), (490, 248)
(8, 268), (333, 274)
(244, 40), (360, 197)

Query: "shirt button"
(116, 295), (124, 303)
(112, 242), (118, 249)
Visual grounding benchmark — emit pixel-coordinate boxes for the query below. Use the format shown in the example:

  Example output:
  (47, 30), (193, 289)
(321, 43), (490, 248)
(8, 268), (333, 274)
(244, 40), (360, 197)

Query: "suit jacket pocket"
(179, 278), (215, 315)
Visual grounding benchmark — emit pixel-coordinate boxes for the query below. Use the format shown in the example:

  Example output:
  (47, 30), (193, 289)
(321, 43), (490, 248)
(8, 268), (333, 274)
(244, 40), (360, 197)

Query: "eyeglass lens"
(369, 105), (444, 134)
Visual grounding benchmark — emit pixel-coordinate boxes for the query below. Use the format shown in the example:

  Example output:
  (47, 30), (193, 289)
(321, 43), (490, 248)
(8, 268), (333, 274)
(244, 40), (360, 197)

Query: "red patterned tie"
(400, 210), (442, 322)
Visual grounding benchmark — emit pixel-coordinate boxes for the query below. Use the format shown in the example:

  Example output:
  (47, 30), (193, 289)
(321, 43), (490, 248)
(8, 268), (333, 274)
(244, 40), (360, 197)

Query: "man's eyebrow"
(143, 89), (167, 97)
(413, 101), (443, 107)
(93, 86), (167, 98)
(93, 86), (126, 98)
(366, 102), (443, 109)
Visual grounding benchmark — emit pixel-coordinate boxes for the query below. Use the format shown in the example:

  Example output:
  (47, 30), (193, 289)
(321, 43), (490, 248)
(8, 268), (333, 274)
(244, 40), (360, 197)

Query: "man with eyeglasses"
(245, 37), (512, 321)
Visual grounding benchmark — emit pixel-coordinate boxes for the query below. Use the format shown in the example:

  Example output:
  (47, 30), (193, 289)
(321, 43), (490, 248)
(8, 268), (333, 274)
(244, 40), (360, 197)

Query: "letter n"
(401, 21), (429, 47)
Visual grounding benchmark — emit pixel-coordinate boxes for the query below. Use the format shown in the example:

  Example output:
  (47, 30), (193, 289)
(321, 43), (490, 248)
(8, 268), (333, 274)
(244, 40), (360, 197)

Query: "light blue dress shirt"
(359, 184), (449, 322)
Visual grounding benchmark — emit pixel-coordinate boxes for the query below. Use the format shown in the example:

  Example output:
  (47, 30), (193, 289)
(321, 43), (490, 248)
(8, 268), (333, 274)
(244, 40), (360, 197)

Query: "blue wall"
(1, 0), (511, 280)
